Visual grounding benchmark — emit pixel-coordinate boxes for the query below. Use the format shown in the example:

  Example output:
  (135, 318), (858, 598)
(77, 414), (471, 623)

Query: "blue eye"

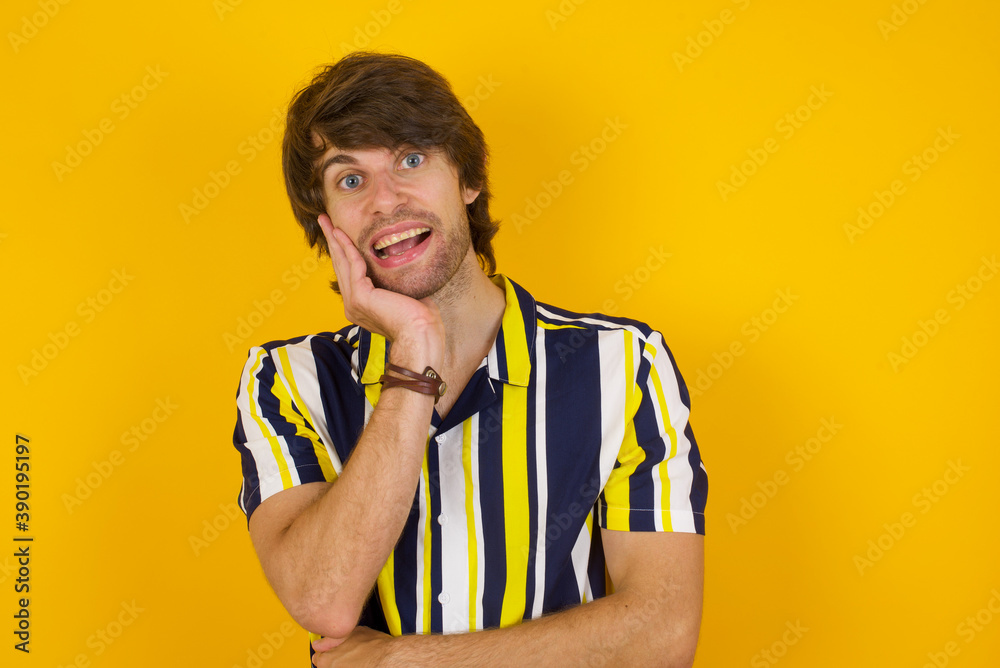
(402, 153), (424, 168)
(342, 174), (361, 189)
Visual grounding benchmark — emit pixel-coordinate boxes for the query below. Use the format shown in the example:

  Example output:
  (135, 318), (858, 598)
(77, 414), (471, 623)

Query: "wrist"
(380, 632), (434, 667)
(388, 332), (443, 371)
(380, 363), (447, 403)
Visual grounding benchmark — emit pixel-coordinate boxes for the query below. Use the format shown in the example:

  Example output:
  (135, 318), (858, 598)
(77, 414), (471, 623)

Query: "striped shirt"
(233, 274), (707, 638)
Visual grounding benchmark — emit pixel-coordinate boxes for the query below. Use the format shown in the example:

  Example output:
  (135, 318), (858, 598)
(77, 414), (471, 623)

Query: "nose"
(368, 168), (408, 216)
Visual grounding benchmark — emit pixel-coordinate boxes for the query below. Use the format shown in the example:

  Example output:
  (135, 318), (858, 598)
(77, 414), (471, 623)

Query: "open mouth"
(372, 227), (431, 259)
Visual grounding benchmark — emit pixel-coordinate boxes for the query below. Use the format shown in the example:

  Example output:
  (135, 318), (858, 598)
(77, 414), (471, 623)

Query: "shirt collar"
(356, 274), (536, 389)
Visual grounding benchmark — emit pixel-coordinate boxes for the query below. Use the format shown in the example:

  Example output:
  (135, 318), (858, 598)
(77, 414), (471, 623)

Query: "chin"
(368, 265), (449, 300)
(367, 243), (472, 301)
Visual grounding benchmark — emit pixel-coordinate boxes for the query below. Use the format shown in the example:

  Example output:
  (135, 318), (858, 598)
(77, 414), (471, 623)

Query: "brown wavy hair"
(282, 51), (499, 288)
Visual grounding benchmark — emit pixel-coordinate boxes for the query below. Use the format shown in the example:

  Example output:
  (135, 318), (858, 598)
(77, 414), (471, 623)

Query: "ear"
(461, 184), (481, 205)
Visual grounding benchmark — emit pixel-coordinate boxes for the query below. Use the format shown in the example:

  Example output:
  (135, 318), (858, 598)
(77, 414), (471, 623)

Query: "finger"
(312, 635), (340, 652)
(330, 228), (371, 290)
(332, 230), (380, 322)
(319, 216), (358, 305)
(318, 215), (347, 275)
(312, 649), (333, 668)
(331, 228), (368, 284)
(317, 213), (335, 250)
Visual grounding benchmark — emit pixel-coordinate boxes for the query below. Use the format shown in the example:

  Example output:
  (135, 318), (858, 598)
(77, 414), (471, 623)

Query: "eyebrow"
(319, 153), (360, 177)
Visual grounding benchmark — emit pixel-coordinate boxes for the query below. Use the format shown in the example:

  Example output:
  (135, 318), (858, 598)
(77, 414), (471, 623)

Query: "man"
(234, 51), (708, 667)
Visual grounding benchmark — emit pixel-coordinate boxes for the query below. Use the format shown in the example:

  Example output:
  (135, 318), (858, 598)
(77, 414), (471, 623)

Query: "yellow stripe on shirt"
(421, 444), (433, 634)
(646, 348), (678, 532)
(603, 331), (646, 530)
(363, 335), (386, 408)
(275, 347), (337, 482)
(361, 334), (387, 384)
(376, 553), (402, 636)
(499, 384), (530, 627)
(538, 321), (585, 331)
(498, 276), (531, 385)
(245, 349), (293, 490)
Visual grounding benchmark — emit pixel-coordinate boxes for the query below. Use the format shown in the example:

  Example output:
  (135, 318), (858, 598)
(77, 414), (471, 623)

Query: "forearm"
(274, 390), (433, 630)
(257, 336), (441, 637)
(382, 586), (699, 668)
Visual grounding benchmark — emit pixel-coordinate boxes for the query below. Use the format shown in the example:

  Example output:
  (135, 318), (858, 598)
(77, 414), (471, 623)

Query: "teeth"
(373, 227), (430, 251)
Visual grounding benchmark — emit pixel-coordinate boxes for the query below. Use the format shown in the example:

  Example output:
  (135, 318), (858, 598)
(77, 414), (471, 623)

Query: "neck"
(424, 249), (506, 392)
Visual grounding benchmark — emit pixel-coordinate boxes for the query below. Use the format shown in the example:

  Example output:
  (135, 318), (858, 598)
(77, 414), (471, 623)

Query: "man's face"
(318, 142), (480, 300)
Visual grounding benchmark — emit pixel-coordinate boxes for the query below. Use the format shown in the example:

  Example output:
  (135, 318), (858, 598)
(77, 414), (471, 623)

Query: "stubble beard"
(361, 207), (474, 302)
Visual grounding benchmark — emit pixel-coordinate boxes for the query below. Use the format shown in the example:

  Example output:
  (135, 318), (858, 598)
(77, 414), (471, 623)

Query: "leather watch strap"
(379, 363), (447, 403)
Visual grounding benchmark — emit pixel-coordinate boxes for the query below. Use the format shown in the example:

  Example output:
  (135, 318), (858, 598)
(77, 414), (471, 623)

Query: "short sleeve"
(597, 332), (708, 534)
(233, 345), (339, 523)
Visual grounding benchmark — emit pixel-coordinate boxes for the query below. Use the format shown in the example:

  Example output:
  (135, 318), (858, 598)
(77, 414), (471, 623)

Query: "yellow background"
(3, 0), (998, 666)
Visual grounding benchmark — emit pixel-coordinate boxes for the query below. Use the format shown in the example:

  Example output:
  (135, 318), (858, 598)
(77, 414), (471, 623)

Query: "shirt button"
(437, 514), (448, 525)
(438, 592), (450, 605)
